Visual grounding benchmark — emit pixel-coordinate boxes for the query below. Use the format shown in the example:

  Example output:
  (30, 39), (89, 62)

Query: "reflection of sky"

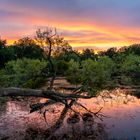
(79, 90), (140, 139)
(0, 0), (140, 50)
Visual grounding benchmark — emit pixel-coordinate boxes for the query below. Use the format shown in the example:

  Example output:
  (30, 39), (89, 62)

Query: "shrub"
(66, 57), (115, 95)
(56, 60), (69, 75)
(0, 58), (48, 88)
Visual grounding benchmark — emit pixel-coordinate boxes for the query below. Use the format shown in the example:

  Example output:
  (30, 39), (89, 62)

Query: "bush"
(81, 57), (115, 91)
(120, 54), (140, 84)
(66, 59), (81, 85)
(66, 57), (115, 95)
(23, 77), (46, 89)
(0, 58), (48, 88)
(56, 60), (69, 75)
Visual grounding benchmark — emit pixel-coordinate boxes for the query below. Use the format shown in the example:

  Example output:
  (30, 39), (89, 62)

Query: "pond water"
(0, 89), (140, 140)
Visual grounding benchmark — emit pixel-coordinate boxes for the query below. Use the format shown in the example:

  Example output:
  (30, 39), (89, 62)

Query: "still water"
(0, 89), (140, 140)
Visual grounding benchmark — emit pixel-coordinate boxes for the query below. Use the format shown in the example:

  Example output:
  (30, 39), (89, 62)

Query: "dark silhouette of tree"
(98, 47), (117, 59)
(56, 50), (80, 62)
(35, 28), (74, 89)
(35, 28), (57, 89)
(119, 44), (140, 56)
(0, 38), (6, 49)
(0, 39), (7, 67)
(13, 37), (44, 59)
(80, 49), (96, 60)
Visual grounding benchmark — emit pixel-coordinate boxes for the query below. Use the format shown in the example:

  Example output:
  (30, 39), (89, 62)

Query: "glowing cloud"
(0, 0), (140, 50)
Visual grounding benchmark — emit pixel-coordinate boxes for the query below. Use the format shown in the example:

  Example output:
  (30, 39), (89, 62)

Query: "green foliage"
(66, 57), (115, 95)
(0, 39), (6, 49)
(66, 60), (82, 85)
(120, 44), (140, 56)
(13, 37), (44, 59)
(0, 39), (7, 67)
(120, 54), (140, 84)
(56, 50), (80, 62)
(0, 38), (45, 68)
(0, 58), (48, 88)
(23, 77), (46, 89)
(80, 49), (96, 60)
(121, 54), (140, 72)
(56, 60), (69, 75)
(81, 57), (115, 93)
(99, 47), (117, 59)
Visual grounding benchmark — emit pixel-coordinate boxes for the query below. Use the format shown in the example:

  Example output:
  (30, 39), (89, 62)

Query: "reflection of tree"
(25, 101), (107, 140)
(44, 100), (75, 139)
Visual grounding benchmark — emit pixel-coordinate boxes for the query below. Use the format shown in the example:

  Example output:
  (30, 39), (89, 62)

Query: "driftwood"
(0, 87), (93, 99)
(0, 87), (94, 112)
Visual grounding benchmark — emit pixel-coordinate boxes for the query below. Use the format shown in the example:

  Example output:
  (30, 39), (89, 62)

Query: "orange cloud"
(1, 2), (140, 51)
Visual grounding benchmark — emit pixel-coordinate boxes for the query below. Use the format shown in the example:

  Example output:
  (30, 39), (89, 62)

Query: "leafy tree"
(56, 50), (80, 62)
(52, 35), (72, 57)
(120, 44), (140, 56)
(56, 60), (69, 75)
(0, 39), (6, 49)
(35, 28), (74, 89)
(98, 47), (117, 59)
(0, 39), (8, 67)
(81, 57), (115, 94)
(0, 39), (23, 68)
(66, 57), (115, 95)
(120, 54), (140, 84)
(13, 37), (44, 59)
(0, 58), (48, 88)
(35, 28), (72, 57)
(66, 60), (81, 86)
(80, 49), (96, 60)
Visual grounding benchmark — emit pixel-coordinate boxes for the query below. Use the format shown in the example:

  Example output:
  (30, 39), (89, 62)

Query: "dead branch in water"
(0, 87), (102, 117)
(0, 87), (93, 100)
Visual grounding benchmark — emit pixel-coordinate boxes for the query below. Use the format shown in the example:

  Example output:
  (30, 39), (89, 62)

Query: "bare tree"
(35, 27), (57, 89)
(35, 27), (72, 90)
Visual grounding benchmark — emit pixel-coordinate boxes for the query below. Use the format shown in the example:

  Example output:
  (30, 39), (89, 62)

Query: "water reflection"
(0, 89), (140, 139)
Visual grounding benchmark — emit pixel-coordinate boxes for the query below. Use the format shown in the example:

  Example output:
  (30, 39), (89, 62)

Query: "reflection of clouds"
(71, 88), (140, 139)
(6, 101), (28, 115)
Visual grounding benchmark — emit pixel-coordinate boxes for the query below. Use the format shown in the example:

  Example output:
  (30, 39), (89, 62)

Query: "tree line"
(0, 28), (140, 94)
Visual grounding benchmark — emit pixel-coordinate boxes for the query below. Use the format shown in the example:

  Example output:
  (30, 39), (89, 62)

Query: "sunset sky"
(0, 0), (140, 50)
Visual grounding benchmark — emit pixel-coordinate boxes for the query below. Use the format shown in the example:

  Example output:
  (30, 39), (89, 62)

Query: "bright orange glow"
(1, 6), (140, 51)
(5, 20), (140, 51)
(7, 40), (15, 45)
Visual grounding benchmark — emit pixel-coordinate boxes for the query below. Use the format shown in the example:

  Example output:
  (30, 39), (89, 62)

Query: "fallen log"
(0, 87), (96, 115)
(0, 87), (93, 99)
(0, 87), (94, 112)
